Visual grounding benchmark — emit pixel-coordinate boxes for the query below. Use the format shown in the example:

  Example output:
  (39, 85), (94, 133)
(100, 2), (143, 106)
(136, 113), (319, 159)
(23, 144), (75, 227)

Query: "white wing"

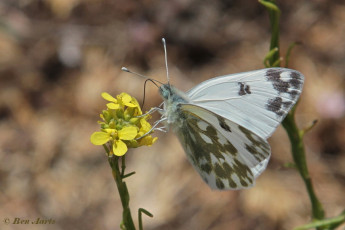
(175, 104), (270, 190)
(187, 68), (304, 139)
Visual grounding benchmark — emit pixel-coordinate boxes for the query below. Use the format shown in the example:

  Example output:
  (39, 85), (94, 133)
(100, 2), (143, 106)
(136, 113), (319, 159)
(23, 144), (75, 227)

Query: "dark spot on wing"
(240, 178), (248, 187)
(266, 69), (283, 79)
(222, 162), (232, 172)
(245, 144), (262, 162)
(216, 178), (225, 189)
(266, 69), (289, 93)
(224, 143), (238, 156)
(214, 163), (227, 178)
(289, 71), (303, 89)
(218, 116), (232, 132)
(245, 85), (251, 94)
(282, 101), (292, 109)
(238, 82), (251, 96)
(229, 179), (237, 188)
(233, 159), (253, 183)
(266, 97), (284, 116)
(239, 82), (245, 96)
(201, 164), (212, 174)
(290, 90), (299, 99)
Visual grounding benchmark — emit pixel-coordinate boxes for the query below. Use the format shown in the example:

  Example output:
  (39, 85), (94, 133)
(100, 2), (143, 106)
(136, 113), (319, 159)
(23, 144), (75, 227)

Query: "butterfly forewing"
(187, 68), (304, 139)
(176, 104), (270, 190)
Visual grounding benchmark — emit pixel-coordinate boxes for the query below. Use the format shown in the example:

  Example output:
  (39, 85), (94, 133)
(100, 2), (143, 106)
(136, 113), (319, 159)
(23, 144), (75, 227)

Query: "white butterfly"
(124, 39), (304, 190)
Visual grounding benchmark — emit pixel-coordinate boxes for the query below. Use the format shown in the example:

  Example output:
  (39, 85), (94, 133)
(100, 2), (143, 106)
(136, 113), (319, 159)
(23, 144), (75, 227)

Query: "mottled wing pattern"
(187, 68), (304, 139)
(176, 104), (270, 190)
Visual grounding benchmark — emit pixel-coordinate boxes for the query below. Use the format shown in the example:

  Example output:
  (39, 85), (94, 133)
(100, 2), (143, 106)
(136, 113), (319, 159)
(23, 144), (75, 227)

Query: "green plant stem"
(259, 0), (281, 66)
(282, 113), (325, 220)
(102, 144), (152, 229)
(109, 155), (136, 230)
(293, 210), (345, 230)
(260, 0), (326, 226)
(138, 208), (154, 230)
(285, 42), (301, 68)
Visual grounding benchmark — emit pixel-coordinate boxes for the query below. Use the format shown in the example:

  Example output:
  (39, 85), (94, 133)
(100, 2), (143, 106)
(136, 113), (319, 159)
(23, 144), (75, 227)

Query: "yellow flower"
(113, 126), (138, 156)
(90, 92), (157, 156)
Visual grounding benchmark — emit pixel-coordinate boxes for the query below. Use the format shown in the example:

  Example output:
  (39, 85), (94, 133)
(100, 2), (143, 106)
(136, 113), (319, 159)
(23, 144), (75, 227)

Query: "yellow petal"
(129, 117), (139, 124)
(150, 138), (158, 146)
(124, 102), (137, 107)
(118, 126), (138, 140)
(113, 140), (127, 156)
(102, 92), (117, 102)
(127, 139), (139, 148)
(118, 93), (132, 104)
(127, 97), (140, 109)
(131, 97), (140, 106)
(101, 110), (112, 122)
(90, 132), (110, 145)
(139, 136), (158, 146)
(106, 103), (120, 109)
(125, 107), (142, 118)
(135, 107), (143, 116)
(130, 97), (142, 111)
(103, 128), (116, 134)
(140, 118), (151, 133)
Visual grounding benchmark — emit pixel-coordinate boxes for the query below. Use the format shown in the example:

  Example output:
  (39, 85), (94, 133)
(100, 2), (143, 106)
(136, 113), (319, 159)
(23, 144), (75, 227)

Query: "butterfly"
(158, 67), (304, 190)
(125, 39), (304, 190)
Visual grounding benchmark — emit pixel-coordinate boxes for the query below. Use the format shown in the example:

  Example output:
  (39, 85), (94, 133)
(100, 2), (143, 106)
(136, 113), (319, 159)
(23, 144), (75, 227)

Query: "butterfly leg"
(135, 106), (164, 118)
(135, 117), (167, 140)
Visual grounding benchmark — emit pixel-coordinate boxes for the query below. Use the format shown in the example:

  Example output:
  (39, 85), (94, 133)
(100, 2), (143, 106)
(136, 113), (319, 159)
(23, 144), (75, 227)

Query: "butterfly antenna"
(162, 38), (170, 85)
(141, 78), (159, 108)
(121, 67), (163, 85)
(121, 67), (162, 109)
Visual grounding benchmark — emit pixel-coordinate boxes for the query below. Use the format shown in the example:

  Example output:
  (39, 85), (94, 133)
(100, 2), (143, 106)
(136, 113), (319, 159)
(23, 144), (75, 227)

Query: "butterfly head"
(159, 84), (189, 103)
(158, 84), (173, 100)
(158, 83), (190, 125)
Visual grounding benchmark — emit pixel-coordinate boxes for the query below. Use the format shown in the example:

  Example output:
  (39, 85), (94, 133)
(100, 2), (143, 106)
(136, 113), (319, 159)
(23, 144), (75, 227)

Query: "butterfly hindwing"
(175, 104), (271, 190)
(186, 68), (304, 139)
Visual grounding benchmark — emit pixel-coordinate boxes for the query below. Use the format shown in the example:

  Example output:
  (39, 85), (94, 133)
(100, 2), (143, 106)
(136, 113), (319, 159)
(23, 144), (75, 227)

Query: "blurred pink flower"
(317, 92), (345, 119)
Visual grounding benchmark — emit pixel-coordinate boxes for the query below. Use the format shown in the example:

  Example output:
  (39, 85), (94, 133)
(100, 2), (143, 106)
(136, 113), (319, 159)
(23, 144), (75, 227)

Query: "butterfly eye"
(159, 85), (167, 98)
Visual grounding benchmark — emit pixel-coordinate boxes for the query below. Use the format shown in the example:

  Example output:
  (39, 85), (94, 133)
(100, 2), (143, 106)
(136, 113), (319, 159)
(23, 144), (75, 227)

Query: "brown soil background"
(0, 1), (344, 230)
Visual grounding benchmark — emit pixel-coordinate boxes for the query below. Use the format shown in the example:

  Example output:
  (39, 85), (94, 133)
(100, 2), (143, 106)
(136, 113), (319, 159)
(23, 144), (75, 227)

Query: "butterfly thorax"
(159, 84), (190, 127)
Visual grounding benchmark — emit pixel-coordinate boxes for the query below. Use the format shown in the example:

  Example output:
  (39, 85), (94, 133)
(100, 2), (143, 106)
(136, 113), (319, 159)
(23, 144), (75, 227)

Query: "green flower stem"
(121, 156), (126, 177)
(104, 143), (136, 230)
(109, 155), (136, 230)
(260, 0), (326, 226)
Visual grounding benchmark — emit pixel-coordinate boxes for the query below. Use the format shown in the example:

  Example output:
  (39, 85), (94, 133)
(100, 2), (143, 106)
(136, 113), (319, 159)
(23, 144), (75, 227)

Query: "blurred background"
(0, 0), (344, 229)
